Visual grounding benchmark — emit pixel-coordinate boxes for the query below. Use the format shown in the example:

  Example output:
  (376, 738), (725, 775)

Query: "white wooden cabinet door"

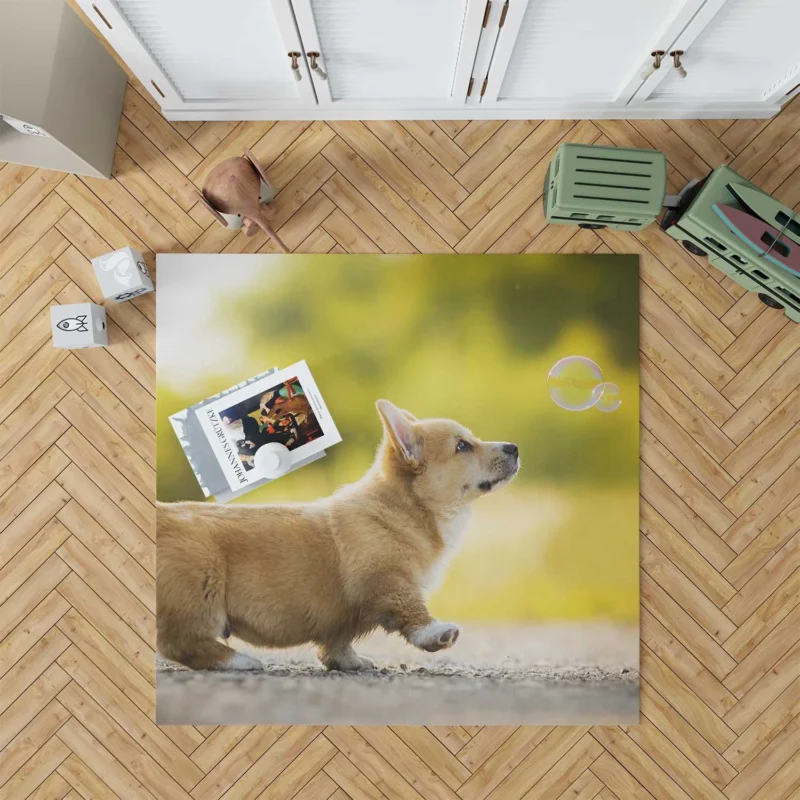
(289, 0), (486, 110)
(75, 0), (316, 112)
(477, 0), (708, 110)
(631, 0), (800, 109)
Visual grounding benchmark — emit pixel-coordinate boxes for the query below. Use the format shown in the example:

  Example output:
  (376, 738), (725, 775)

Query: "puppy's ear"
(376, 399), (422, 469)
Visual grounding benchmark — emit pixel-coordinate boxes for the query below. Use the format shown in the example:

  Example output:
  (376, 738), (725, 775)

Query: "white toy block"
(51, 303), (107, 349)
(91, 246), (154, 302)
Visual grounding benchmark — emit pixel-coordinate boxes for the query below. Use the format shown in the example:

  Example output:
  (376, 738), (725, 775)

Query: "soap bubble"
(594, 382), (621, 412)
(547, 356), (604, 411)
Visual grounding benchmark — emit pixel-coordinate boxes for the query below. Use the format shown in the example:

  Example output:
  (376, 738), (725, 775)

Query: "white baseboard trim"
(163, 103), (780, 122)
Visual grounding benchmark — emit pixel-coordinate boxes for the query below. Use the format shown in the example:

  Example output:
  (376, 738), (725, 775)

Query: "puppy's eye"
(455, 439), (472, 453)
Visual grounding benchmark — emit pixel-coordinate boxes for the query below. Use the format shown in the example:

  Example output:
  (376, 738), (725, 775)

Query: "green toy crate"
(660, 165), (800, 323)
(544, 143), (667, 231)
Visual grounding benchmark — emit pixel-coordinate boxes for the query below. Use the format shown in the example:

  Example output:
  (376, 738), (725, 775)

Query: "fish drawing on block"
(56, 315), (89, 332)
(712, 204), (800, 277)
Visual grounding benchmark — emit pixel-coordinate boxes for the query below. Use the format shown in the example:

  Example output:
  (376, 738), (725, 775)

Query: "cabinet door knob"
(641, 50), (665, 80)
(307, 52), (328, 81)
(288, 52), (302, 81)
(670, 50), (687, 79)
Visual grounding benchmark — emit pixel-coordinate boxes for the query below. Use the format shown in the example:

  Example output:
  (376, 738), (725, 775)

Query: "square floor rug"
(155, 253), (640, 725)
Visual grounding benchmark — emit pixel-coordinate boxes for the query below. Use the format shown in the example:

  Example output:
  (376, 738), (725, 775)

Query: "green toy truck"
(544, 143), (800, 322)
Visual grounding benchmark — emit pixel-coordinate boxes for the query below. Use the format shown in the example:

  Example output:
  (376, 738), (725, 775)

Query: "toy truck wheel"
(758, 293), (784, 310)
(682, 240), (707, 257)
(578, 223), (606, 229)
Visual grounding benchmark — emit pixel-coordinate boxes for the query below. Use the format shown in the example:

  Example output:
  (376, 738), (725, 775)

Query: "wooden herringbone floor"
(2, 67), (800, 798)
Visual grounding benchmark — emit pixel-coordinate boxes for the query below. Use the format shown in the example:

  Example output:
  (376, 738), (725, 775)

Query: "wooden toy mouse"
(197, 148), (289, 253)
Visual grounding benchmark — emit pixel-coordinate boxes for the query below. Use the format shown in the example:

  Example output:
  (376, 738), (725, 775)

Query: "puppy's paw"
(322, 647), (376, 672)
(346, 653), (377, 672)
(410, 621), (461, 652)
(225, 652), (264, 671)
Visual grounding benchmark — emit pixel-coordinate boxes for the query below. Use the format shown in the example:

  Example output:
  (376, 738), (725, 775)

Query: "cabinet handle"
(307, 52), (328, 81)
(670, 50), (687, 79)
(288, 51), (302, 81)
(641, 50), (665, 80)
(92, 4), (113, 29)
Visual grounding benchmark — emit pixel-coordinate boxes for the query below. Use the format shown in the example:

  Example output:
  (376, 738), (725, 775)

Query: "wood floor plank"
(56, 753), (118, 799)
(116, 116), (200, 212)
(364, 120), (469, 210)
(190, 725), (290, 800)
(639, 283), (736, 389)
(722, 459), (800, 552)
(57, 500), (155, 612)
(57, 681), (197, 799)
(327, 124), (464, 248)
(111, 147), (203, 249)
(400, 121), (469, 174)
(0, 555), (70, 643)
(721, 349), (800, 445)
(0, 193), (69, 278)
(723, 387), (800, 478)
(0, 169), (66, 243)
(262, 121), (336, 191)
(0, 163), (36, 206)
(0, 228), (68, 317)
(730, 98), (800, 179)
(638, 680), (737, 791)
(77, 173), (184, 255)
(321, 172), (415, 253)
(0, 673), (69, 760)
(722, 324), (800, 407)
(56, 391), (154, 499)
(590, 726), (693, 800)
(640, 319), (736, 427)
(455, 119), (578, 230)
(56, 571), (154, 681)
(55, 175), (148, 255)
(640, 462), (736, 572)
(640, 646), (737, 752)
(0, 264), (70, 347)
(122, 85), (201, 175)
(454, 121), (506, 155)
(56, 716), (157, 800)
(55, 355), (155, 468)
(0, 371), (68, 467)
(639, 357), (736, 464)
(723, 549), (800, 651)
(187, 122), (239, 158)
(457, 728), (550, 800)
(0, 591), (69, 682)
(55, 426), (154, 535)
(641, 535), (736, 644)
(642, 571), (737, 681)
(0, 733), (70, 800)
(641, 426), (737, 535)
(641, 392), (736, 501)
(454, 121), (540, 192)
(55, 534), (154, 641)
(321, 752), (384, 800)
(0, 696), (69, 797)
(641, 501), (736, 608)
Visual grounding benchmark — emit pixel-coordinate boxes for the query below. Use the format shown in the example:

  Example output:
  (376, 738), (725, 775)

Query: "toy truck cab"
(659, 165), (800, 322)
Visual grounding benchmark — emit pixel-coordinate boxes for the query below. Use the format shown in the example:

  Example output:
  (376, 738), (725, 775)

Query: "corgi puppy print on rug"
(157, 400), (520, 671)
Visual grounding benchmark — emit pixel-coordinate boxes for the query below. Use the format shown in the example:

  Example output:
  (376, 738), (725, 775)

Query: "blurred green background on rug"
(157, 254), (639, 623)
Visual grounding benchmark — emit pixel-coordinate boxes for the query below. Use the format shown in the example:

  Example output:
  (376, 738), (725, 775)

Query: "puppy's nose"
(502, 443), (518, 457)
